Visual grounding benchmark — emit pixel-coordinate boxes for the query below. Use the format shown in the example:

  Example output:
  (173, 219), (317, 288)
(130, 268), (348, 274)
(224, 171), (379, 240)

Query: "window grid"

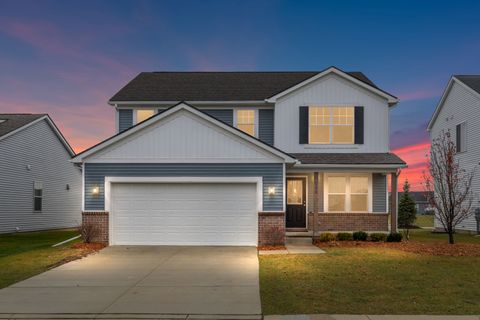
(236, 110), (256, 136)
(309, 106), (354, 144)
(327, 174), (369, 213)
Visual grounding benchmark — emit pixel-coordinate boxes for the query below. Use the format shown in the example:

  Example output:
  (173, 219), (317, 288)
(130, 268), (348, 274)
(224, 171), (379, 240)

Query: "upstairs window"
(135, 109), (156, 124)
(33, 182), (43, 211)
(309, 106), (354, 144)
(456, 122), (466, 153)
(235, 109), (256, 136)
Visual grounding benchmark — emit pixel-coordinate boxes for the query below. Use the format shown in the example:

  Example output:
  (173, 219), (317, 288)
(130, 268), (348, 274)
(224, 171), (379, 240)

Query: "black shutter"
(299, 106), (309, 144)
(456, 123), (461, 152)
(354, 106), (364, 144)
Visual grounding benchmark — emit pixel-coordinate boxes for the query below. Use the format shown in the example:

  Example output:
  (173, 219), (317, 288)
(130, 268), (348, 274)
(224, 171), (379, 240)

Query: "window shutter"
(456, 124), (461, 152)
(354, 106), (364, 144)
(299, 106), (309, 144)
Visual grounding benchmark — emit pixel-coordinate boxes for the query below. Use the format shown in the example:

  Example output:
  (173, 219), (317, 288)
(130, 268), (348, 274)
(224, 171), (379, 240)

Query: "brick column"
(258, 212), (285, 246)
(391, 172), (398, 233)
(82, 211), (109, 244)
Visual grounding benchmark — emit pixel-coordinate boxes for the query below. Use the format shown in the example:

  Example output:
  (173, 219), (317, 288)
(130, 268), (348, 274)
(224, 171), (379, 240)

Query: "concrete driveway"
(0, 246), (261, 319)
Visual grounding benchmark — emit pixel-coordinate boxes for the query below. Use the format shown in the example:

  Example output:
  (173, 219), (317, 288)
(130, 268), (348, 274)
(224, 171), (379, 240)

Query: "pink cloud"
(393, 141), (430, 191)
(398, 89), (440, 101)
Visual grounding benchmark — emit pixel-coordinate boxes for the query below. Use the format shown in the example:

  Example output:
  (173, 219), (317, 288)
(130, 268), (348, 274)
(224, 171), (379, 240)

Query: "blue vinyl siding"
(84, 163), (283, 212)
(372, 173), (387, 212)
(259, 109), (274, 145)
(118, 109), (133, 132)
(202, 109), (233, 126)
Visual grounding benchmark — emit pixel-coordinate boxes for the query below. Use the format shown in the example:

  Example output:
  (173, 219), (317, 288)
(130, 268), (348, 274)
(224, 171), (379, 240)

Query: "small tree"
(423, 130), (476, 244)
(398, 179), (417, 240)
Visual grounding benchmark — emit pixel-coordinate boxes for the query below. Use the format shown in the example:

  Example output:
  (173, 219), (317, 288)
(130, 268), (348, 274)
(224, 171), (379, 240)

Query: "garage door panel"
(111, 183), (258, 246)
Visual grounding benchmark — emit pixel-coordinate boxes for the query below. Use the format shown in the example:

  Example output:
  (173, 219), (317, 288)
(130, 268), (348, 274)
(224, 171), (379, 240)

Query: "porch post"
(390, 171), (398, 233)
(312, 172), (319, 242)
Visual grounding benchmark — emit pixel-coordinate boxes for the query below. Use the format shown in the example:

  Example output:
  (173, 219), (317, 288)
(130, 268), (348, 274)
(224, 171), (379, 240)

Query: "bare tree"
(423, 130), (476, 244)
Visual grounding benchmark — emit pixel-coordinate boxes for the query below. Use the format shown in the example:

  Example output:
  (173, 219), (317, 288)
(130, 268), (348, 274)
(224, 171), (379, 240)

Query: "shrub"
(267, 226), (285, 246)
(336, 232), (353, 241)
(386, 232), (403, 242)
(78, 222), (99, 243)
(353, 231), (368, 241)
(370, 233), (387, 242)
(319, 232), (336, 242)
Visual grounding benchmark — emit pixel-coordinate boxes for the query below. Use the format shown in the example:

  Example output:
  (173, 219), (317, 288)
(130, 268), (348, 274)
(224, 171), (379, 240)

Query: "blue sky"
(1, 0), (479, 187)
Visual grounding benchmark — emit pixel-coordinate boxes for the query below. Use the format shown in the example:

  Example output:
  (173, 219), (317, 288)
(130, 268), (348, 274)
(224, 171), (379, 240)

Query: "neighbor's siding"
(372, 173), (387, 212)
(0, 119), (82, 233)
(84, 163), (284, 212)
(259, 109), (274, 146)
(118, 109), (133, 132)
(430, 81), (480, 232)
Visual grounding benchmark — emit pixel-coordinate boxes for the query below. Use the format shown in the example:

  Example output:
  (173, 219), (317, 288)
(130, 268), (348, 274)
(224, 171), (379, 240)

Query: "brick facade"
(258, 212), (285, 246)
(308, 212), (389, 232)
(82, 211), (109, 244)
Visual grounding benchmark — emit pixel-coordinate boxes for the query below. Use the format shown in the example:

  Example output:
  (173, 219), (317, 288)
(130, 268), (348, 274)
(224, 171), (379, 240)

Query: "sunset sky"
(1, 0), (480, 190)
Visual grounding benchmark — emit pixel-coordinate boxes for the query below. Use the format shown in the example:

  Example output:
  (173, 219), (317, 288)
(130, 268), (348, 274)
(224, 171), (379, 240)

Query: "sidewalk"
(265, 315), (480, 320)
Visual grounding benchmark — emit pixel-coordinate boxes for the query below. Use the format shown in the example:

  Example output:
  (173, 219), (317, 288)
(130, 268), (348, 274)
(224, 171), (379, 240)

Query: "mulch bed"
(258, 245), (287, 251)
(48, 242), (106, 269)
(316, 240), (480, 256)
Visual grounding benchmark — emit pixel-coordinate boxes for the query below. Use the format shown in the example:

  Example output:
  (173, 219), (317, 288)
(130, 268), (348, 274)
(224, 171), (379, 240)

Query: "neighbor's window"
(135, 109), (156, 124)
(33, 182), (43, 211)
(327, 174), (369, 212)
(309, 106), (354, 144)
(456, 122), (466, 153)
(236, 109), (256, 136)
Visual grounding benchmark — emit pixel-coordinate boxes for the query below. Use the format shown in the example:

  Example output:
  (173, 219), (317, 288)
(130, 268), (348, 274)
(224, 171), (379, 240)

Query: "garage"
(110, 182), (258, 246)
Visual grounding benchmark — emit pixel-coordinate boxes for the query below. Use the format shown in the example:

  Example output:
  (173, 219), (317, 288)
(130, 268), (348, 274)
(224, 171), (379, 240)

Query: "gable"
(84, 109), (285, 163)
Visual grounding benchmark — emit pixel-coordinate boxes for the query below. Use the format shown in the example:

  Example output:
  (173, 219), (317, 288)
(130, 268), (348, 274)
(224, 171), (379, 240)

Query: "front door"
(286, 177), (306, 228)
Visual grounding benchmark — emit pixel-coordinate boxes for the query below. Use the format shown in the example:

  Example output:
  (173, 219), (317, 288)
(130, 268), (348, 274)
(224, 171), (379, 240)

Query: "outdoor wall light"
(92, 186), (99, 196)
(268, 186), (276, 196)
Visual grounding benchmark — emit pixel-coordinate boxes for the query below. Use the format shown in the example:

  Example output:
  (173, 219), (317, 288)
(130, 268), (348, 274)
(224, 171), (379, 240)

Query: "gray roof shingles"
(291, 153), (406, 165)
(0, 114), (46, 138)
(109, 71), (380, 102)
(455, 75), (480, 95)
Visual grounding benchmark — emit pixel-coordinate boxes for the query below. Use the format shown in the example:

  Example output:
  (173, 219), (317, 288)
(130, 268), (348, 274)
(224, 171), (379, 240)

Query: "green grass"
(0, 230), (83, 288)
(260, 229), (480, 315)
(408, 228), (480, 244)
(414, 214), (434, 228)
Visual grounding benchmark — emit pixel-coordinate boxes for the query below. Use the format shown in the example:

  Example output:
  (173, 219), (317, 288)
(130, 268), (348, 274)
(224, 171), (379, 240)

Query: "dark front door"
(286, 177), (306, 228)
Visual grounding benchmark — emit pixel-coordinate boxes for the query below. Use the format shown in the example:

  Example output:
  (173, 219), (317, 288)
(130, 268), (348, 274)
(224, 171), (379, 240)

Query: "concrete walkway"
(0, 246), (261, 319)
(259, 237), (326, 255)
(265, 315), (480, 320)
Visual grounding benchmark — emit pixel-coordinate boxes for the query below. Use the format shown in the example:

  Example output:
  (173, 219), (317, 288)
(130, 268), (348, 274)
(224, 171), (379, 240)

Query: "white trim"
(0, 116), (75, 156)
(294, 164), (406, 169)
(72, 102), (296, 164)
(110, 100), (269, 106)
(286, 175), (309, 229)
(265, 67), (398, 105)
(81, 164), (85, 211)
(323, 173), (373, 213)
(282, 163), (286, 212)
(115, 106), (119, 133)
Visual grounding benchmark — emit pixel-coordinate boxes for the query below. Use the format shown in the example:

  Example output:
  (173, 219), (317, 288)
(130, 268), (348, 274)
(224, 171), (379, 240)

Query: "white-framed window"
(135, 109), (156, 124)
(309, 106), (354, 144)
(33, 181), (43, 212)
(456, 122), (466, 153)
(325, 174), (371, 212)
(235, 109), (257, 136)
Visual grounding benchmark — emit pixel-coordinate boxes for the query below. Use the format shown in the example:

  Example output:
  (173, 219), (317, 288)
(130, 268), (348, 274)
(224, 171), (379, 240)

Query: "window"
(326, 174), (370, 212)
(236, 109), (256, 136)
(309, 106), (354, 144)
(287, 179), (303, 204)
(135, 109), (155, 124)
(33, 182), (43, 211)
(456, 122), (466, 152)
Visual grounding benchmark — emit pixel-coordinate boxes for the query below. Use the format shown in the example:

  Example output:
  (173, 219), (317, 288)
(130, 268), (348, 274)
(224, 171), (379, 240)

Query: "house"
(72, 67), (406, 246)
(0, 114), (82, 233)
(397, 191), (433, 214)
(427, 75), (480, 233)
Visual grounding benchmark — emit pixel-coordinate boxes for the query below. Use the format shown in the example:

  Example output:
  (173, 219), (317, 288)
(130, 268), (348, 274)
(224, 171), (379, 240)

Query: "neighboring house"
(0, 114), (82, 233)
(72, 67), (406, 246)
(427, 75), (480, 233)
(397, 191), (433, 214)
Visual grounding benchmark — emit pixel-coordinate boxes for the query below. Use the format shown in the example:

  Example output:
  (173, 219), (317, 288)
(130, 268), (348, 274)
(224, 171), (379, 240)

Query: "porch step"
(286, 236), (313, 245)
(286, 231), (313, 237)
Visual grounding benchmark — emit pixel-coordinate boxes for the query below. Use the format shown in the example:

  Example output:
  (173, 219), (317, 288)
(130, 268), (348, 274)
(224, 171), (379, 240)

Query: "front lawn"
(0, 230), (88, 288)
(260, 229), (480, 315)
(414, 214), (434, 228)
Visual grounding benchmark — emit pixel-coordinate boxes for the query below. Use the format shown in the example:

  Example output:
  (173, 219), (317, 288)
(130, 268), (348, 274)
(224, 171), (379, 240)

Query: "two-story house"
(72, 67), (406, 246)
(428, 75), (480, 233)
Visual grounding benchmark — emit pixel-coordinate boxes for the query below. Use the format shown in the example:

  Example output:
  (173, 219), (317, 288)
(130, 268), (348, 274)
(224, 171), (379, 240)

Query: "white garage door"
(110, 183), (258, 246)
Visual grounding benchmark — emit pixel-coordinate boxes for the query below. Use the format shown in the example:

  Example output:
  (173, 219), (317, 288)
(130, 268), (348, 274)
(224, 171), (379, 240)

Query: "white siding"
(274, 73), (390, 153)
(88, 109), (283, 163)
(430, 81), (480, 232)
(0, 120), (82, 233)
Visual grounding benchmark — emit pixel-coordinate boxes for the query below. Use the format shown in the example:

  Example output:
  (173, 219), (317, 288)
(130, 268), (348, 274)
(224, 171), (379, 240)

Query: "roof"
(454, 75), (480, 95)
(291, 153), (406, 166)
(0, 114), (46, 138)
(109, 69), (385, 103)
(72, 102), (297, 163)
(0, 113), (75, 156)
